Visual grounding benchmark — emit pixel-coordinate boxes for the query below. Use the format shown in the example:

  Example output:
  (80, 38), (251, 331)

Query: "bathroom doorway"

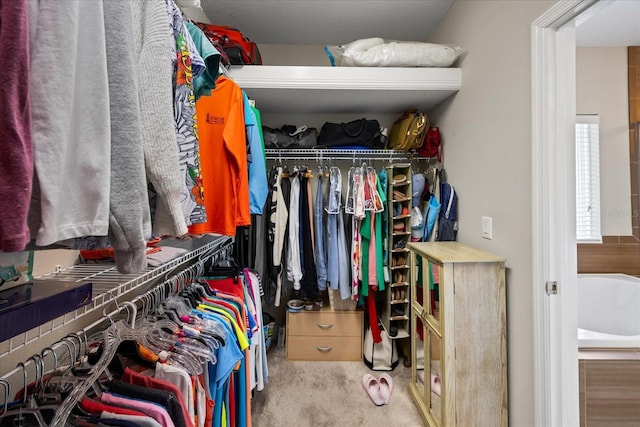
(532, 0), (639, 425)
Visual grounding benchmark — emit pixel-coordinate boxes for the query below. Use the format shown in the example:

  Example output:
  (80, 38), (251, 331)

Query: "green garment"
(375, 170), (387, 290)
(185, 21), (221, 99)
(250, 104), (267, 171)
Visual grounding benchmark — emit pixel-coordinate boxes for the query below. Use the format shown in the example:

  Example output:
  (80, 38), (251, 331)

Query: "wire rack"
(264, 148), (432, 163)
(0, 235), (233, 362)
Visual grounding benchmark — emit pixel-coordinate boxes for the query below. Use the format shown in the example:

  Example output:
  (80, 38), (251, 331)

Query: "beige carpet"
(250, 347), (424, 427)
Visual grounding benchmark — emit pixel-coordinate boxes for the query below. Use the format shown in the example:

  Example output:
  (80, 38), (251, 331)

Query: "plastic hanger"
(0, 361), (48, 427)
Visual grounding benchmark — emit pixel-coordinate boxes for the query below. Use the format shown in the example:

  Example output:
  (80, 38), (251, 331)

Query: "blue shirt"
(243, 92), (268, 214)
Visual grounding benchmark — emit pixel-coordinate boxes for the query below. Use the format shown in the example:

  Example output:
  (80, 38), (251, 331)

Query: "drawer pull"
(316, 323), (334, 330)
(316, 346), (333, 352)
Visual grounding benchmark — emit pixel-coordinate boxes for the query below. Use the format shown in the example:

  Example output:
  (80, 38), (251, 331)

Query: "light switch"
(482, 216), (493, 240)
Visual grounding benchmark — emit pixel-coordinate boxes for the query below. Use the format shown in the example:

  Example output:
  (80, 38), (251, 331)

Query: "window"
(575, 115), (601, 242)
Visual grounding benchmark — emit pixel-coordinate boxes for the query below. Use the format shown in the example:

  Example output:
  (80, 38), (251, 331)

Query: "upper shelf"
(229, 65), (461, 115)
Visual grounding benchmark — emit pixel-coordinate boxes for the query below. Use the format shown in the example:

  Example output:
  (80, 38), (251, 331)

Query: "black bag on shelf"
(262, 125), (318, 149)
(317, 118), (384, 149)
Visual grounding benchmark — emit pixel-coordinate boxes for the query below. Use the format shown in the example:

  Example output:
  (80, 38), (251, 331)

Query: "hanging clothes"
(300, 172), (318, 300)
(166, 0), (207, 229)
(103, 0), (151, 273)
(189, 76), (250, 236)
(314, 172), (328, 291)
(375, 168), (387, 290)
(325, 167), (341, 291)
(272, 167), (289, 307)
(184, 21), (221, 100)
(286, 172), (302, 290)
(0, 0), (32, 253)
(242, 92), (268, 215)
(29, 0), (112, 247)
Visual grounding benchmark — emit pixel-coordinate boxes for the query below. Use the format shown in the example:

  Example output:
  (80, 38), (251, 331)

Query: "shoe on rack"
(393, 271), (406, 284)
(392, 189), (406, 200)
(388, 321), (398, 337)
(392, 254), (406, 267)
(393, 221), (406, 232)
(391, 305), (405, 317)
(392, 173), (407, 184)
(393, 237), (407, 249)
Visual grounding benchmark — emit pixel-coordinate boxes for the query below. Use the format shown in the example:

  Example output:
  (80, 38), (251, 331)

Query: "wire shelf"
(0, 235), (233, 362)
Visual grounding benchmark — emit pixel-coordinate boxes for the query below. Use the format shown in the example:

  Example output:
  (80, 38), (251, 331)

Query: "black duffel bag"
(317, 118), (384, 149)
(262, 125), (318, 149)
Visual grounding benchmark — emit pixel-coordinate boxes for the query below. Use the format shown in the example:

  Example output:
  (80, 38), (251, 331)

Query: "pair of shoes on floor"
(362, 373), (394, 406)
(417, 371), (441, 396)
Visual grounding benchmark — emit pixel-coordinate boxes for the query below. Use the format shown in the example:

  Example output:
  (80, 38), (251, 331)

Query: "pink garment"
(101, 392), (176, 427)
(368, 215), (377, 289)
(351, 216), (360, 301)
(121, 367), (194, 427)
(0, 0), (33, 252)
(432, 262), (440, 283)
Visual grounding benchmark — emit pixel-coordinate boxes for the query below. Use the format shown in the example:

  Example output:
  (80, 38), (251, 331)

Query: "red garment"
(121, 367), (194, 427)
(367, 290), (382, 343)
(198, 374), (214, 427)
(203, 277), (245, 300)
(0, 0), (33, 251)
(79, 397), (147, 417)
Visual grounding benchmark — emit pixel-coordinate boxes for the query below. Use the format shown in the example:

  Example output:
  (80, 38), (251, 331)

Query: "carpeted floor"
(250, 347), (424, 427)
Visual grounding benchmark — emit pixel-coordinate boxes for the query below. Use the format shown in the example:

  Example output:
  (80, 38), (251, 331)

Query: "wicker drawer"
(287, 310), (362, 337)
(286, 336), (362, 361)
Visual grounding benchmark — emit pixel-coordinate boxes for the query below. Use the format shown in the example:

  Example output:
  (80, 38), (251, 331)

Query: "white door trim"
(531, 1), (597, 426)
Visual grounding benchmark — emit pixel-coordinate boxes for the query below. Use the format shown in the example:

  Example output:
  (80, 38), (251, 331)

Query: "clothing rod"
(264, 148), (432, 162)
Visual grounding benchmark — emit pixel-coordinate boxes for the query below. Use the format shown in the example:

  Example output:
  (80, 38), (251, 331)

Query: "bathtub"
(577, 273), (640, 349)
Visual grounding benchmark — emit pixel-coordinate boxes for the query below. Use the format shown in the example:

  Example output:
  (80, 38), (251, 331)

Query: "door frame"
(531, 1), (600, 425)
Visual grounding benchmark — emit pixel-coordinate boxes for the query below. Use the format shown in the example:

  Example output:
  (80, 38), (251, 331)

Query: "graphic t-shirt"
(189, 76), (250, 236)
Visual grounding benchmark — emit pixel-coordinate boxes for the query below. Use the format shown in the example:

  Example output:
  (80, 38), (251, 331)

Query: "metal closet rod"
(264, 148), (431, 162)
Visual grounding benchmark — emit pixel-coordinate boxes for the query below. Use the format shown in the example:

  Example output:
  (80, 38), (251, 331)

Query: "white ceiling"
(576, 0), (640, 47)
(182, 0), (453, 45)
(179, 0), (640, 48)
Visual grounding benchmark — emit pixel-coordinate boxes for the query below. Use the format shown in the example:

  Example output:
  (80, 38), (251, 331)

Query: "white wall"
(576, 47), (631, 236)
(425, 1), (554, 425)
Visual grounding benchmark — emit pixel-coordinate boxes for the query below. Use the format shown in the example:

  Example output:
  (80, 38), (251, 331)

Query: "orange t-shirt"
(189, 77), (250, 236)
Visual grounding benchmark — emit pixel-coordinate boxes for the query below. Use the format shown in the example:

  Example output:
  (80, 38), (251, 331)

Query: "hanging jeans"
(337, 211), (351, 300)
(300, 174), (318, 300)
(314, 175), (328, 291)
(326, 213), (339, 290)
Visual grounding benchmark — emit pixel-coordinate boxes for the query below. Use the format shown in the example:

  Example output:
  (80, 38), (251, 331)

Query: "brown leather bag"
(386, 110), (429, 151)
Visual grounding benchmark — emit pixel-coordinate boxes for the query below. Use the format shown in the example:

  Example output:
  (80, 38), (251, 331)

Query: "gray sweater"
(103, 0), (150, 273)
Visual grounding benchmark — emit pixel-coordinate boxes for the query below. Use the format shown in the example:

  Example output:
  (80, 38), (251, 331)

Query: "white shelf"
(230, 65), (461, 114)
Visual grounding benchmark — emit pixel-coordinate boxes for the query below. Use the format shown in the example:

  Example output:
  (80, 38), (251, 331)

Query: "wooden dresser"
(285, 307), (363, 361)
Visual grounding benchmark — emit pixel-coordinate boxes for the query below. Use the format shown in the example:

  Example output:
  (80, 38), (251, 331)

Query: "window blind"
(575, 115), (601, 242)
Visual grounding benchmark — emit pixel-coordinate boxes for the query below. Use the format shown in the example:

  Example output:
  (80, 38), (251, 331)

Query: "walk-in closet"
(0, 1), (516, 426)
